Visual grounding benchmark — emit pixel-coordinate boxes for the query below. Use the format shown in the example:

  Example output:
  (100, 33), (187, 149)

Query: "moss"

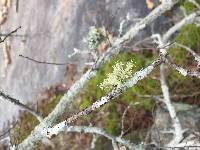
(183, 1), (196, 14)
(168, 24), (200, 65)
(40, 93), (63, 116)
(104, 104), (121, 135)
(11, 113), (39, 145)
(167, 23), (200, 104)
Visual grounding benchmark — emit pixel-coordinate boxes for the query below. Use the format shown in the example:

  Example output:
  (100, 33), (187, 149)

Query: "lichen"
(85, 26), (106, 50)
(99, 60), (135, 91)
(79, 52), (157, 134)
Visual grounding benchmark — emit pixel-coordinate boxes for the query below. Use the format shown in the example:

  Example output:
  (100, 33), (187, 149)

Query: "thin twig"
(175, 42), (200, 65)
(0, 26), (21, 43)
(0, 90), (43, 122)
(47, 125), (138, 150)
(90, 134), (98, 150)
(19, 55), (68, 66)
(119, 105), (131, 138)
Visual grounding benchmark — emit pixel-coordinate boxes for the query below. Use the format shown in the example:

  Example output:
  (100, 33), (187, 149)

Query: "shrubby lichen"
(99, 60), (135, 91)
(86, 26), (105, 50)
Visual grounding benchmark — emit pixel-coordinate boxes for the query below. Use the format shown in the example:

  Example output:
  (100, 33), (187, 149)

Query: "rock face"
(149, 104), (200, 146)
(0, 0), (152, 128)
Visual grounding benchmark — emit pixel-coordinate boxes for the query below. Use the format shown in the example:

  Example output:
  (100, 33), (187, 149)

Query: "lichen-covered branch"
(152, 32), (184, 145)
(151, 11), (200, 145)
(45, 58), (160, 135)
(160, 64), (184, 145)
(164, 56), (200, 78)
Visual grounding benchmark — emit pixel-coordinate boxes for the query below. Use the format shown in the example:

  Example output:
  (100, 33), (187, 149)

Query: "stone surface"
(149, 103), (200, 146)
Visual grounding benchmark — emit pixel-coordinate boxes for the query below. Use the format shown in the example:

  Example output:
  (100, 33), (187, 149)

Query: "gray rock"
(149, 103), (200, 146)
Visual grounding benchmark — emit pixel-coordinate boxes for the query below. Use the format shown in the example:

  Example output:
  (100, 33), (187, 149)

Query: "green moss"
(168, 24), (200, 64)
(40, 93), (63, 116)
(80, 98), (92, 110)
(183, 1), (196, 14)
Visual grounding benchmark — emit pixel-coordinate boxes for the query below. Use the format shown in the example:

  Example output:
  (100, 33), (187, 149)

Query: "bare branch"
(0, 90), (43, 122)
(119, 105), (130, 138)
(153, 28), (185, 145)
(19, 55), (68, 66)
(160, 64), (184, 145)
(90, 134), (98, 150)
(47, 125), (140, 150)
(0, 26), (21, 43)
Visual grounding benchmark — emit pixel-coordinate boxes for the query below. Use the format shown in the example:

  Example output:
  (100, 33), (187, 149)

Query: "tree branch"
(175, 42), (200, 66)
(47, 125), (139, 150)
(0, 90), (43, 122)
(0, 26), (21, 43)
(163, 12), (198, 43)
(164, 56), (200, 78)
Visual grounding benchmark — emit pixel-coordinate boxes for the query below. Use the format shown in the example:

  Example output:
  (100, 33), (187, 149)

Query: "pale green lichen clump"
(86, 26), (105, 50)
(99, 61), (135, 91)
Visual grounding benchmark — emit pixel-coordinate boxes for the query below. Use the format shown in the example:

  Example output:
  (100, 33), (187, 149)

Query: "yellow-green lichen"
(79, 52), (157, 134)
(99, 60), (135, 91)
